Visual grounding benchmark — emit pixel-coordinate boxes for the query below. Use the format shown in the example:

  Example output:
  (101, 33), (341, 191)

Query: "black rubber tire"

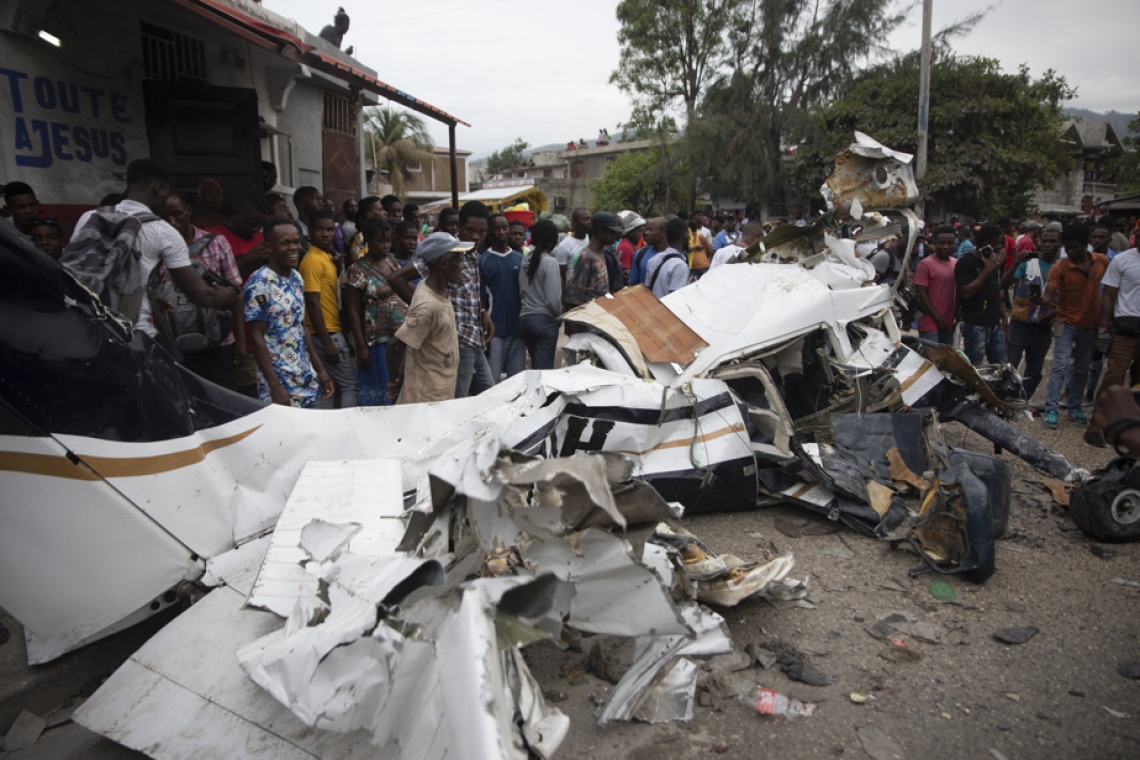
(1069, 458), (1140, 543)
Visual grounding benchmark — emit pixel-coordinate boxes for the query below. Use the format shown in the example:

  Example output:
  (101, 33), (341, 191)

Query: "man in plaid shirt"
(392, 201), (495, 398)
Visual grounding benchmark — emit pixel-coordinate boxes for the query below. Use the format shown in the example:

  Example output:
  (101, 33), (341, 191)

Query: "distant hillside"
(1064, 108), (1136, 138)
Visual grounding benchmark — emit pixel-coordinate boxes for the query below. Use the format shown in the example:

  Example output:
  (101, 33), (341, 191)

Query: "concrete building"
(1033, 119), (1125, 217)
(401, 146), (472, 206)
(0, 0), (466, 232)
(482, 138), (656, 214)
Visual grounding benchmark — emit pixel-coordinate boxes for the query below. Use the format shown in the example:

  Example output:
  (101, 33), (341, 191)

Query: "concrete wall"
(0, 0), (150, 205)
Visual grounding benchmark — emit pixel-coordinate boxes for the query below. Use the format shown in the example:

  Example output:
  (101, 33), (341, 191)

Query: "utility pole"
(915, 0), (933, 220)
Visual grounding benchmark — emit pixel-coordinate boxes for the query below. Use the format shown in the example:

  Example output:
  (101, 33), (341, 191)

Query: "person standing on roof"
(562, 212), (619, 312)
(320, 7), (353, 54)
(645, 217), (691, 298)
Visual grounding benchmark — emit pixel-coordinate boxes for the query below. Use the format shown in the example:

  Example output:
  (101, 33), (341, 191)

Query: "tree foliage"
(486, 138), (530, 175)
(362, 106), (435, 200)
(611, 0), (738, 124)
(588, 148), (688, 216)
(792, 54), (1076, 219)
(689, 0), (907, 208)
(1114, 112), (1140, 196)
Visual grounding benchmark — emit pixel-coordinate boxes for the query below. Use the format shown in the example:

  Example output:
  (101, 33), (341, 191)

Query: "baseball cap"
(1023, 220), (1042, 230)
(416, 232), (473, 264)
(1045, 221), (1063, 232)
(591, 211), (624, 233)
(617, 210), (647, 235)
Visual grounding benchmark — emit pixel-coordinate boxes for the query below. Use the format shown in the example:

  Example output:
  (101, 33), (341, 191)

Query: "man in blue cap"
(395, 232), (471, 405)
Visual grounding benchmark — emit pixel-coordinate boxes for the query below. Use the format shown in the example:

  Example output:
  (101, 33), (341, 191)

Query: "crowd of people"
(5, 167), (1140, 449)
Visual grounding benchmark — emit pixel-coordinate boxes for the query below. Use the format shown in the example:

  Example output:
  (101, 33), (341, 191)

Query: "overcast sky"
(267, 0), (1139, 155)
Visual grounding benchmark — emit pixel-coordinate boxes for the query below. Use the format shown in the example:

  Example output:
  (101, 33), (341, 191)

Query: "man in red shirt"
(616, 211), (647, 271)
(217, 193), (271, 281)
(914, 226), (958, 344)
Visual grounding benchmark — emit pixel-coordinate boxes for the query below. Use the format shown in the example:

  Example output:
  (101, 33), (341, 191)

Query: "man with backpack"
(160, 193), (246, 390)
(630, 217), (667, 286)
(644, 217), (691, 298)
(65, 159), (238, 338)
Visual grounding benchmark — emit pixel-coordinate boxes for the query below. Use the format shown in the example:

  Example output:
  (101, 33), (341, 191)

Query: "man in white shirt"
(553, 207), (591, 281)
(1088, 245), (1140, 446)
(73, 159), (238, 336)
(710, 221), (763, 268)
(645, 217), (691, 298)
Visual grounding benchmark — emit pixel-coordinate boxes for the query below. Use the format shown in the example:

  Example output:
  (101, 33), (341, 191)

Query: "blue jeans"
(487, 335), (526, 383)
(1045, 324), (1097, 413)
(456, 345), (494, 398)
(519, 313), (560, 370)
(1006, 321), (1053, 400)
(918, 330), (955, 346)
(960, 322), (1007, 366)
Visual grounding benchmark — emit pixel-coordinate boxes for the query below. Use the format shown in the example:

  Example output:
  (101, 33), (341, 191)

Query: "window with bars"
(140, 22), (207, 83)
(322, 92), (356, 135)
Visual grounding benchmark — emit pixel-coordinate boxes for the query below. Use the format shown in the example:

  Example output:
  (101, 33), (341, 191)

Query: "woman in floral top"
(345, 219), (408, 405)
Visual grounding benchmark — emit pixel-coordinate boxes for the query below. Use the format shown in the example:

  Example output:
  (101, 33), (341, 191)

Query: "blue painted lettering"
(0, 68), (28, 112)
(90, 129), (110, 160)
(57, 81), (80, 113)
(110, 93), (128, 123)
(80, 86), (104, 118)
(14, 117), (33, 151)
(72, 126), (91, 161)
(15, 119), (52, 168)
(50, 122), (72, 160)
(33, 76), (56, 109)
(109, 132), (126, 165)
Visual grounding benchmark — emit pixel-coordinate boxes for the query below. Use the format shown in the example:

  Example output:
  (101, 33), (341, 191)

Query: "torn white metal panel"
(661, 264), (895, 385)
(504, 647), (570, 759)
(631, 657), (699, 724)
(599, 604), (731, 725)
(247, 460), (406, 618)
(0, 434), (198, 643)
(523, 528), (691, 637)
(202, 534), (273, 597)
(73, 585), (381, 760)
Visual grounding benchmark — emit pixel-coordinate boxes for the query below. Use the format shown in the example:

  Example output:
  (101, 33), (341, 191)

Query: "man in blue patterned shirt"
(244, 219), (334, 407)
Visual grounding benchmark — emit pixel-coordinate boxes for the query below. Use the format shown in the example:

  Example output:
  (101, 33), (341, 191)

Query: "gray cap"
(416, 232), (473, 264)
(591, 211), (624, 233)
(1045, 221), (1063, 232)
(617, 210), (647, 235)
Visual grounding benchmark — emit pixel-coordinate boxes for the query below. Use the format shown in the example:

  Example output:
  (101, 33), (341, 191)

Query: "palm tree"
(362, 106), (436, 200)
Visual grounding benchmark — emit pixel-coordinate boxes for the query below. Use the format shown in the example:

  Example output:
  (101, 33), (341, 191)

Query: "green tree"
(792, 53), (1075, 219)
(689, 0), (907, 212)
(1114, 112), (1140, 196)
(362, 106), (435, 200)
(486, 138), (530, 175)
(611, 0), (739, 126)
(588, 148), (688, 216)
